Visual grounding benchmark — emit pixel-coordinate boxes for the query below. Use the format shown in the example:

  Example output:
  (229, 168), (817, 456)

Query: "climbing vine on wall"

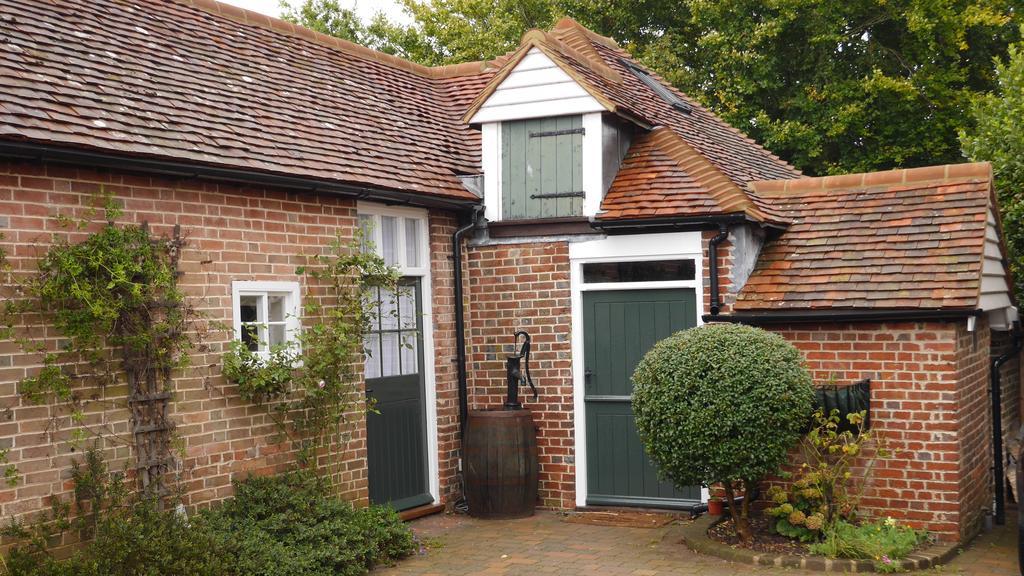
(2, 196), (197, 492)
(0, 236), (17, 486)
(222, 234), (400, 490)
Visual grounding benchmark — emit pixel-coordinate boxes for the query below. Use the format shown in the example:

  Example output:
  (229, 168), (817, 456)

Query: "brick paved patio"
(375, 510), (1019, 575)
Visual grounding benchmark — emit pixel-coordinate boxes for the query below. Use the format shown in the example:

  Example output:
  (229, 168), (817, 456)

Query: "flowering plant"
(767, 408), (887, 541)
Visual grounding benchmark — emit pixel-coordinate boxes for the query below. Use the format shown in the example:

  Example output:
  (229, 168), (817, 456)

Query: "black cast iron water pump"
(504, 331), (537, 410)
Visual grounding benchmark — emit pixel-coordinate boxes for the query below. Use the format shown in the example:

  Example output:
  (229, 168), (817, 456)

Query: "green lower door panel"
(366, 375), (431, 511)
(583, 289), (701, 508)
(366, 279), (431, 511)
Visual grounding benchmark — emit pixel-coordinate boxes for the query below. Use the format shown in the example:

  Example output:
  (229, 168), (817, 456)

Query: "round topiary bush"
(632, 323), (814, 541)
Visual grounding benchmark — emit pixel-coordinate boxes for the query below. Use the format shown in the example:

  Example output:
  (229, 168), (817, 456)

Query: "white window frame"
(356, 201), (440, 505)
(231, 281), (302, 356)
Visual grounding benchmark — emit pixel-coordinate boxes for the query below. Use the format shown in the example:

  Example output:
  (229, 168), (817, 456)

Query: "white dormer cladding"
(982, 206), (1018, 330)
(475, 48), (621, 222)
(470, 48), (606, 124)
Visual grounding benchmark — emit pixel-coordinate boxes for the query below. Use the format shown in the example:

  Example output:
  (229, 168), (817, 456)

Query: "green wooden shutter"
(501, 115), (583, 220)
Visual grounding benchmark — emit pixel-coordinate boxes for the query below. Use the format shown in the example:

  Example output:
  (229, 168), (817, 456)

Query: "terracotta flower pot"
(707, 498), (725, 516)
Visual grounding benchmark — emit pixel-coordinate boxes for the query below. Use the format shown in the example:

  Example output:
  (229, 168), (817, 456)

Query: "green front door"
(366, 279), (432, 511)
(583, 289), (701, 508)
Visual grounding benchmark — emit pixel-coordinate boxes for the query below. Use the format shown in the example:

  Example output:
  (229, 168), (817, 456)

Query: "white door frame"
(568, 232), (707, 508)
(357, 201), (440, 505)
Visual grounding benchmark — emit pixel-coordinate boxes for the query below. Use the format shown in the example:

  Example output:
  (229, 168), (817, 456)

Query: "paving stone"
(373, 511), (1019, 576)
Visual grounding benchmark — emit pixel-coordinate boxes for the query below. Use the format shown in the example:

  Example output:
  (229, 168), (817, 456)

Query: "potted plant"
(707, 496), (725, 516)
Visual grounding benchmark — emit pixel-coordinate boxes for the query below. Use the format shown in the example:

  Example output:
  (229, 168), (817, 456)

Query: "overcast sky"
(218, 0), (410, 24)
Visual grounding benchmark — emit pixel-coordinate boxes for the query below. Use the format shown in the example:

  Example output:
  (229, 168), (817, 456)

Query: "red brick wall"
(764, 320), (992, 542)
(0, 160), (463, 533)
(956, 320), (992, 541)
(463, 240), (575, 508)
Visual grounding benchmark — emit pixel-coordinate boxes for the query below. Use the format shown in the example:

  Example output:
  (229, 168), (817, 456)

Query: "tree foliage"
(280, 0), (367, 41)
(282, 0), (1019, 177)
(961, 26), (1024, 303)
(631, 323), (814, 542)
(635, 0), (1017, 176)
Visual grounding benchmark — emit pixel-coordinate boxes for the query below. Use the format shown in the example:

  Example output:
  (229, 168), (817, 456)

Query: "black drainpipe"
(453, 207), (482, 438)
(991, 322), (1021, 526)
(708, 223), (729, 316)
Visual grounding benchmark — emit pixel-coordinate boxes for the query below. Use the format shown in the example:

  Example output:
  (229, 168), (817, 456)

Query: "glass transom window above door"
(358, 211), (428, 274)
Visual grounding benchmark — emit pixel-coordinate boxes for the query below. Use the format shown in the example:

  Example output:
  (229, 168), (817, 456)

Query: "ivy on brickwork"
(0, 194), (199, 492)
(0, 235), (21, 486)
(222, 233), (400, 490)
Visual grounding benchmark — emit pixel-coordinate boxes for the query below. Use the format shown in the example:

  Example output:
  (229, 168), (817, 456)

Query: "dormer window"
(470, 47), (634, 225)
(500, 115), (584, 219)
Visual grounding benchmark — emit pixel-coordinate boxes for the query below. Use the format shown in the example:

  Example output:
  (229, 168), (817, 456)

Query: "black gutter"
(0, 141), (481, 211)
(708, 223), (729, 316)
(705, 308), (982, 325)
(991, 323), (1021, 526)
(453, 206), (483, 438)
(590, 213), (751, 234)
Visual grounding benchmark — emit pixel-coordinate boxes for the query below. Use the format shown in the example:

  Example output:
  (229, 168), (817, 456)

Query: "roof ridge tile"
(752, 162), (993, 196)
(550, 17), (621, 49)
(598, 127), (790, 223)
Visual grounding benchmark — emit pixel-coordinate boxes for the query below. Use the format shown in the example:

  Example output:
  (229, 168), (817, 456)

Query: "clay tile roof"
(464, 18), (801, 200)
(0, 0), (491, 202)
(2, 3), (797, 215)
(735, 162), (999, 312)
(599, 127), (787, 223)
(548, 19), (800, 185)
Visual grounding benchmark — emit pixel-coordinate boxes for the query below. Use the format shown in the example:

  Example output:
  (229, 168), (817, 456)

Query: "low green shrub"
(808, 518), (928, 573)
(3, 458), (415, 576)
(4, 498), (232, 576)
(766, 408), (886, 542)
(198, 471), (416, 576)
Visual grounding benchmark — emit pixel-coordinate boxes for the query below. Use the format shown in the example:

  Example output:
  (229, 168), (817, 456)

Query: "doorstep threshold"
(399, 502), (445, 522)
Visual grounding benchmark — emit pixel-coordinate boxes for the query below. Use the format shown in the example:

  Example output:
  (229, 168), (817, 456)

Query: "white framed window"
(231, 281), (302, 355)
(357, 204), (429, 276)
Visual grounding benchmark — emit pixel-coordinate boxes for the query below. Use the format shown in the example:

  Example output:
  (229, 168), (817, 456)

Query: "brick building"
(0, 0), (1018, 545)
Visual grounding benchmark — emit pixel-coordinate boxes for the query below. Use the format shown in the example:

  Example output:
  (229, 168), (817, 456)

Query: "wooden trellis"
(125, 223), (183, 493)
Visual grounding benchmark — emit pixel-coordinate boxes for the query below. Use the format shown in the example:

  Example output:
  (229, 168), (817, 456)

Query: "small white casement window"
(231, 281), (302, 354)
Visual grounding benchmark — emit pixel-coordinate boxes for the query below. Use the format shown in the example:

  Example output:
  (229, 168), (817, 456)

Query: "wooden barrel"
(464, 409), (538, 519)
